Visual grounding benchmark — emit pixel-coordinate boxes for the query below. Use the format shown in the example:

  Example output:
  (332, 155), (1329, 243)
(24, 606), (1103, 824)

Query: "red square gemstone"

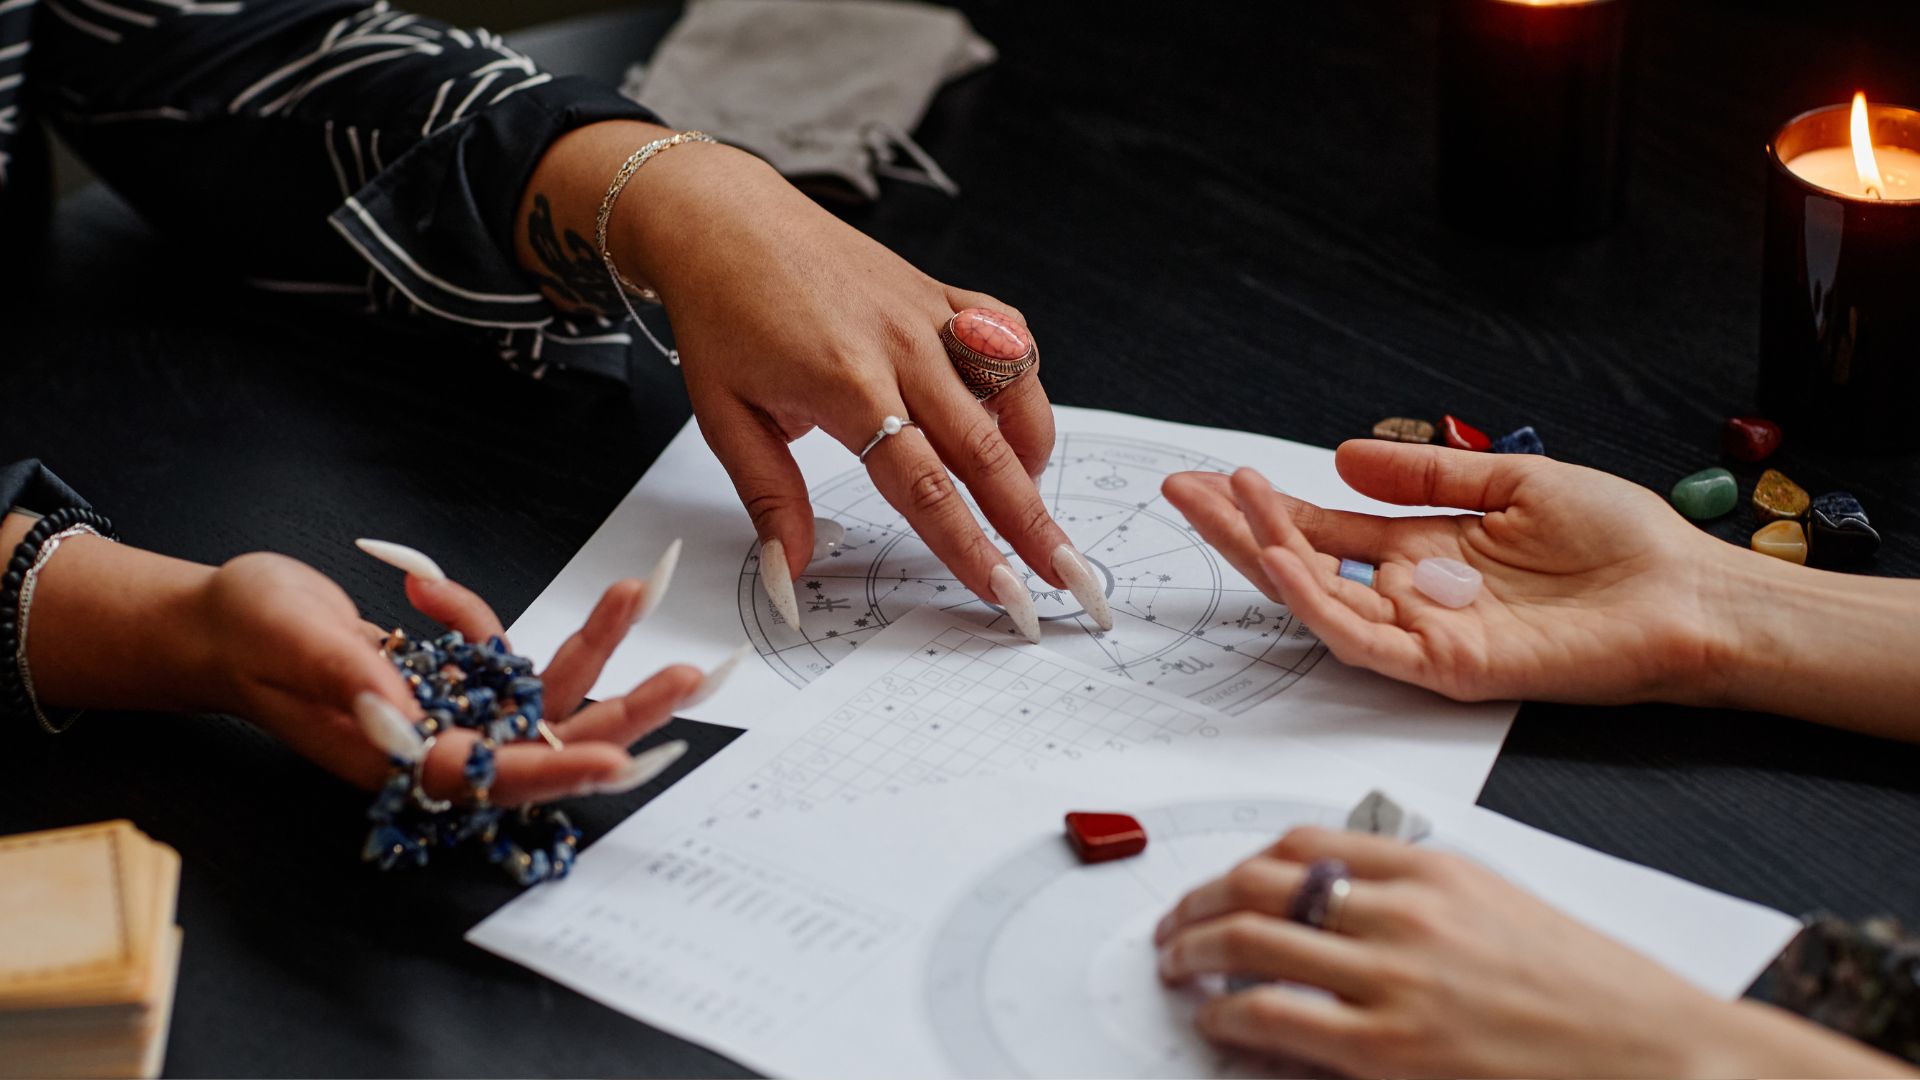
(1065, 812), (1148, 864)
(1442, 415), (1492, 452)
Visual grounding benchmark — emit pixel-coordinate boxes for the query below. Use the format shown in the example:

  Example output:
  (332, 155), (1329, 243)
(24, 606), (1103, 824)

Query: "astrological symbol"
(1093, 469), (1127, 490)
(808, 596), (851, 613)
(1162, 655), (1216, 676)
(1235, 605), (1266, 629)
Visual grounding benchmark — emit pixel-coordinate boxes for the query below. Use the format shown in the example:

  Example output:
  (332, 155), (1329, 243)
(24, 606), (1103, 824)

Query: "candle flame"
(1850, 91), (1886, 200)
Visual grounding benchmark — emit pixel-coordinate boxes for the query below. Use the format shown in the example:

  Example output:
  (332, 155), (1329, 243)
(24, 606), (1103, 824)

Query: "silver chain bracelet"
(17, 524), (106, 734)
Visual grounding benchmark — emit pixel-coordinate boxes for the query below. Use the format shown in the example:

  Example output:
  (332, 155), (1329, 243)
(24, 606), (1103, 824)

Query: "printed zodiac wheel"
(737, 433), (1327, 714)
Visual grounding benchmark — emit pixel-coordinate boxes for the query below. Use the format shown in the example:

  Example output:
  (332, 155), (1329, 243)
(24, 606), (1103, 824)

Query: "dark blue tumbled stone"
(463, 740), (497, 788)
(1808, 491), (1880, 566)
(1490, 425), (1545, 455)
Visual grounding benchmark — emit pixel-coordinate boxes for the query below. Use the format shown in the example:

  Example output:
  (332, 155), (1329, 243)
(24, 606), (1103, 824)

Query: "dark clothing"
(3, 0), (660, 381)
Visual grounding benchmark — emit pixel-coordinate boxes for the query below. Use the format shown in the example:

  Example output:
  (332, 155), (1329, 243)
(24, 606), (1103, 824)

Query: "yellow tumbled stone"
(1751, 520), (1808, 565)
(1752, 468), (1809, 522)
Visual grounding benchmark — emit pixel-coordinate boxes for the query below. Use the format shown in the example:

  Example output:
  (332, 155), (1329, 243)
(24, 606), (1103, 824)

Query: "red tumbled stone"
(1723, 416), (1782, 463)
(1442, 415), (1492, 452)
(1065, 811), (1148, 864)
(950, 307), (1032, 361)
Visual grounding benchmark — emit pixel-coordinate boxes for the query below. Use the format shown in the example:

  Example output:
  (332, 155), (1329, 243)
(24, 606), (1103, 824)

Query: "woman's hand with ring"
(520, 123), (1105, 639)
(1154, 827), (1738, 1078)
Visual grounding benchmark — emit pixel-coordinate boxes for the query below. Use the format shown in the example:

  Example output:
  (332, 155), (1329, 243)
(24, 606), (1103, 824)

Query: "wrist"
(1690, 542), (1920, 735)
(609, 137), (781, 301)
(19, 536), (225, 715)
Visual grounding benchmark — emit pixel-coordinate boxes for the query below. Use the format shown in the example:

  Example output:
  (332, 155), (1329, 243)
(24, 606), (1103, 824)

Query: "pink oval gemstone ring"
(940, 307), (1038, 400)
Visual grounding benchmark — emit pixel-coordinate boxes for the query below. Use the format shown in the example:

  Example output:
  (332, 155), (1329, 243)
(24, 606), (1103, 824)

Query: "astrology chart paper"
(506, 406), (1517, 802)
(470, 607), (1799, 1080)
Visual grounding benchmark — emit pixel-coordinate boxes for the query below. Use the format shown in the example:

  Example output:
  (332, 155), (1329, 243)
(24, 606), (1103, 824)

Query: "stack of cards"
(0, 821), (183, 1079)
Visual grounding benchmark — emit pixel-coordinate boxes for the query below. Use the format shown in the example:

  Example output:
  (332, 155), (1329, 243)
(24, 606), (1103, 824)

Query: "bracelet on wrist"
(0, 506), (119, 734)
(592, 129), (716, 367)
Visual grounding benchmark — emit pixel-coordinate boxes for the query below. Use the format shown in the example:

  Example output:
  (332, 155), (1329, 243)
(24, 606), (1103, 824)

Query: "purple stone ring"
(1287, 857), (1353, 933)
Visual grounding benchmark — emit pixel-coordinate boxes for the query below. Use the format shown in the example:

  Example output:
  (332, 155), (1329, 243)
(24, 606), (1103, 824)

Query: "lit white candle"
(1786, 92), (1920, 200)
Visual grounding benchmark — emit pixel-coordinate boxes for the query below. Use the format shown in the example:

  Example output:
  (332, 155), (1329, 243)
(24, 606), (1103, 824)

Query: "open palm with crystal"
(1162, 441), (1744, 706)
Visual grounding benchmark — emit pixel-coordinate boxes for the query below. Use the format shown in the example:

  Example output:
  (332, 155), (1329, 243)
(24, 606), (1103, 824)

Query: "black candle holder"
(1437, 0), (1632, 241)
(1759, 103), (1920, 451)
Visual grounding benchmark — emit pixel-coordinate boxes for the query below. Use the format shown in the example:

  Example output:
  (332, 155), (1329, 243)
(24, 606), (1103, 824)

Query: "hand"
(1161, 441), (1741, 706)
(636, 145), (1083, 627)
(199, 550), (702, 803)
(1153, 826), (1734, 1077)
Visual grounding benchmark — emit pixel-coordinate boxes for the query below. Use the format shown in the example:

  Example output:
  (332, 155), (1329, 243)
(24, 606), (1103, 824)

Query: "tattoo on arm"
(525, 193), (621, 317)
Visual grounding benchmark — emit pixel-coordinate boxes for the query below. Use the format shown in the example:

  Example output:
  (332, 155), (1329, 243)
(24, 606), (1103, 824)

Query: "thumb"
(695, 395), (815, 629)
(1332, 440), (1533, 513)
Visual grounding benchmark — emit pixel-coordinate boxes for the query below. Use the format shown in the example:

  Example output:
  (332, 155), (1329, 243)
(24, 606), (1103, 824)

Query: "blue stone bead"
(1490, 426), (1545, 455)
(465, 687), (497, 719)
(464, 741), (497, 787)
(528, 849), (551, 882)
(1337, 559), (1376, 588)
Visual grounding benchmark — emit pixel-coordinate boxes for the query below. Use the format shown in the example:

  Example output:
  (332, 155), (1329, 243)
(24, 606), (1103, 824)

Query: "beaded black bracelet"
(0, 506), (118, 732)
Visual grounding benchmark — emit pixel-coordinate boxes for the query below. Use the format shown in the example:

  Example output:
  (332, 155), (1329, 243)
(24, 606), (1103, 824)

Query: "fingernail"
(593, 739), (688, 795)
(353, 692), (424, 763)
(1153, 912), (1173, 945)
(990, 564), (1041, 643)
(355, 538), (446, 582)
(635, 538), (682, 623)
(811, 517), (846, 562)
(761, 538), (801, 629)
(1052, 544), (1112, 631)
(683, 643), (751, 709)
(1156, 945), (1176, 979)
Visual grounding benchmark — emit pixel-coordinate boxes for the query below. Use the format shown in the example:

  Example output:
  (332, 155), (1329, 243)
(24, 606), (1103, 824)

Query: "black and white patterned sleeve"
(32, 0), (661, 380)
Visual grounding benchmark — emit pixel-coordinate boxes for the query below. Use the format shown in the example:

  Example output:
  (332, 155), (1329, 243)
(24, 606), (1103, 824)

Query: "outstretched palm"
(1163, 441), (1733, 705)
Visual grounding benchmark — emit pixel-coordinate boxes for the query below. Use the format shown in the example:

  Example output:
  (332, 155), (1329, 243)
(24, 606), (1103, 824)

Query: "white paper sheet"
(471, 608), (1799, 1080)
(508, 406), (1516, 801)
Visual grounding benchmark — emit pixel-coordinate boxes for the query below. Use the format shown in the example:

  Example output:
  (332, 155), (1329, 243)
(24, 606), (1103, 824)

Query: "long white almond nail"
(355, 538), (446, 582)
(1053, 544), (1113, 631)
(990, 564), (1042, 643)
(593, 740), (688, 795)
(761, 538), (801, 629)
(683, 643), (752, 709)
(353, 692), (425, 763)
(636, 538), (682, 623)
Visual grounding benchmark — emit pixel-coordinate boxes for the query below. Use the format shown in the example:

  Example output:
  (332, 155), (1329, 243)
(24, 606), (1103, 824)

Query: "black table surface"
(5, 2), (1920, 1075)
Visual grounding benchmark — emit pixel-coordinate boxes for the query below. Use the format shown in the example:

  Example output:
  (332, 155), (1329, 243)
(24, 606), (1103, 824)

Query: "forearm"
(1, 512), (222, 715)
(1702, 546), (1920, 739)
(1683, 998), (1914, 1078)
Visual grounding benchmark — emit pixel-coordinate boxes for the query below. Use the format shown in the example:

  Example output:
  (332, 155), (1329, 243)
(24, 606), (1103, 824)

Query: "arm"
(1704, 553), (1920, 737)
(1164, 442), (1920, 740)
(0, 490), (700, 803)
(36, 1), (1087, 623)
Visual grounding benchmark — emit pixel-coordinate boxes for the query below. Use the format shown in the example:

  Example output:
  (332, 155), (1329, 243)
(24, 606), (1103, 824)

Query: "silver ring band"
(859, 415), (921, 462)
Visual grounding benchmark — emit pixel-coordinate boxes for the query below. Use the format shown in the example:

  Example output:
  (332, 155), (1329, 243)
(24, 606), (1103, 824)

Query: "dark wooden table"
(4, 2), (1918, 1075)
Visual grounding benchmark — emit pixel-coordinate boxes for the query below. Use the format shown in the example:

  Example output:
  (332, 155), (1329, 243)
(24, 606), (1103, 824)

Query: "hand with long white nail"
(167, 537), (712, 808)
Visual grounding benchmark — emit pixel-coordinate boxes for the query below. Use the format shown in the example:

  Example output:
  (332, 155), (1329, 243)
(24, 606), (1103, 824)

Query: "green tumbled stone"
(1671, 467), (1738, 521)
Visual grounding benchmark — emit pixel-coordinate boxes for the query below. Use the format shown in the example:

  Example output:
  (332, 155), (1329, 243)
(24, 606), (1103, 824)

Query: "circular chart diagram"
(737, 433), (1328, 713)
(924, 800), (1464, 1078)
